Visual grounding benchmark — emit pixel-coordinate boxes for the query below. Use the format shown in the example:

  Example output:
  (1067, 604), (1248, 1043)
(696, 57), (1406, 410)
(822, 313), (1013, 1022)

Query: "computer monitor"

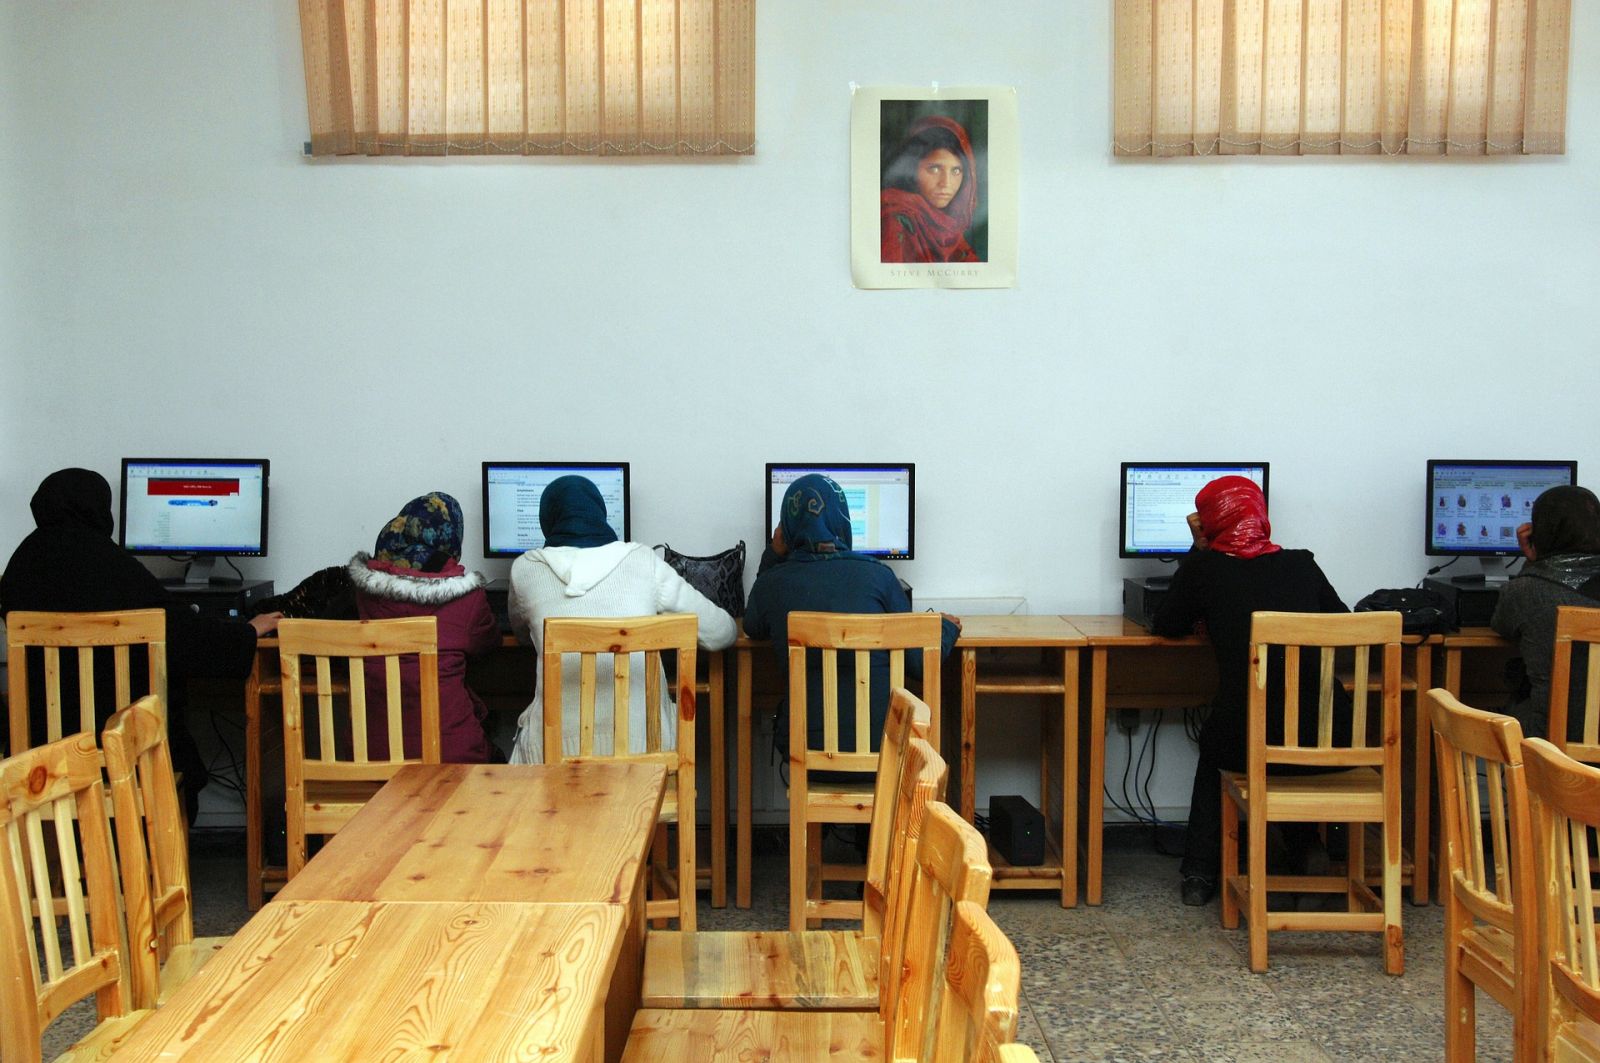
(119, 459), (269, 583)
(1119, 462), (1270, 558)
(1426, 459), (1577, 558)
(481, 462), (630, 558)
(765, 463), (914, 560)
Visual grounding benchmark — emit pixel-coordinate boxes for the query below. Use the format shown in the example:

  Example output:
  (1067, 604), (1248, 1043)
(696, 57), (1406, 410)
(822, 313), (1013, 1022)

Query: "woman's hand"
(249, 612), (283, 637)
(1186, 512), (1209, 551)
(1516, 522), (1536, 561)
(941, 612), (962, 632)
(770, 524), (788, 558)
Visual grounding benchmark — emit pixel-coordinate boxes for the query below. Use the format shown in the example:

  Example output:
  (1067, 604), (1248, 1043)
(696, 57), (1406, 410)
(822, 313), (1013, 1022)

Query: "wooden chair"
(102, 696), (230, 1009)
(995, 1048), (1043, 1063)
(641, 699), (942, 1011)
(542, 614), (698, 931)
(1220, 610), (1404, 974)
(1430, 688), (1537, 1062)
(926, 900), (1021, 1063)
(5, 609), (166, 755)
(0, 734), (150, 1062)
(623, 800), (994, 1062)
(787, 610), (943, 933)
(1550, 605), (1600, 766)
(278, 617), (440, 879)
(1522, 737), (1600, 1063)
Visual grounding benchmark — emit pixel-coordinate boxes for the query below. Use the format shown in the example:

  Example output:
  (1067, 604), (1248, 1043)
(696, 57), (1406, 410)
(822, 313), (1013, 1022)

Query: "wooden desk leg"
(1087, 647), (1108, 906)
(1410, 644), (1432, 906)
(736, 647), (753, 910)
(709, 651), (727, 909)
(1443, 648), (1463, 698)
(1062, 647), (1081, 909)
(245, 651), (264, 912)
(960, 649), (977, 822)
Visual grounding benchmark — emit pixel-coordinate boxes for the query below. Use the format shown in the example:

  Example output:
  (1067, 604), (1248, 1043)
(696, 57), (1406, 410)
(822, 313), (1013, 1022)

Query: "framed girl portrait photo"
(850, 85), (1018, 290)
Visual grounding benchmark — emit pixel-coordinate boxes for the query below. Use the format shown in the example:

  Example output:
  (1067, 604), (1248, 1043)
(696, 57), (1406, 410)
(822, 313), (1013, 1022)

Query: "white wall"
(4, 2), (1598, 818)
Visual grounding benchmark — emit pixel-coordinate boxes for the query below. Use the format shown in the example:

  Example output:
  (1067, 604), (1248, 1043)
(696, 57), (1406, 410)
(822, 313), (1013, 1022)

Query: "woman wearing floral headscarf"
(743, 474), (959, 757)
(1151, 476), (1351, 906)
(348, 492), (499, 763)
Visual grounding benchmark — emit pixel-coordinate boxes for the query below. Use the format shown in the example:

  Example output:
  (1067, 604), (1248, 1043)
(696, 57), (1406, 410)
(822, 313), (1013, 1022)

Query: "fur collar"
(347, 553), (485, 605)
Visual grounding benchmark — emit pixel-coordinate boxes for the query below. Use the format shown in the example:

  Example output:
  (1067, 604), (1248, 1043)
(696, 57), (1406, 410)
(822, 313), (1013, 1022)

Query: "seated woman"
(1150, 475), (1351, 906)
(347, 492), (499, 763)
(0, 468), (280, 816)
(1491, 484), (1600, 741)
(507, 476), (736, 764)
(743, 474), (959, 760)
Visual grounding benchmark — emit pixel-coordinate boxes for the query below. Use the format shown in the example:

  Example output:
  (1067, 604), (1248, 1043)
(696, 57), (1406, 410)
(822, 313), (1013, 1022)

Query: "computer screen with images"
(120, 458), (269, 556)
(766, 463), (914, 560)
(482, 462), (630, 557)
(1120, 462), (1269, 558)
(1426, 459), (1577, 556)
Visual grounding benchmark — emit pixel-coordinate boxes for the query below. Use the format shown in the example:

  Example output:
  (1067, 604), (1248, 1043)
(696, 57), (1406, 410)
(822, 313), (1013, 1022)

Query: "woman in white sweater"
(507, 475), (737, 764)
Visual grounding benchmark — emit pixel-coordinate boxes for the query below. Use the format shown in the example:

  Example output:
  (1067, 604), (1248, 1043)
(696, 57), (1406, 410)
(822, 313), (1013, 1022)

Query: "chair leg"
(806, 825), (823, 931)
(650, 826), (670, 930)
(1442, 905), (1474, 1062)
(1248, 809), (1268, 973)
(1348, 822), (1365, 913)
(788, 800), (807, 936)
(1221, 791), (1240, 930)
(1382, 807), (1404, 976)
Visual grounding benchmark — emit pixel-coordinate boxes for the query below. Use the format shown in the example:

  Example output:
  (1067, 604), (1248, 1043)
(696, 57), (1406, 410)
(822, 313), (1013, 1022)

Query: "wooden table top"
(1440, 625), (1510, 648)
(276, 762), (666, 904)
(109, 900), (624, 1062)
(1062, 614), (1209, 646)
(954, 614), (1086, 647)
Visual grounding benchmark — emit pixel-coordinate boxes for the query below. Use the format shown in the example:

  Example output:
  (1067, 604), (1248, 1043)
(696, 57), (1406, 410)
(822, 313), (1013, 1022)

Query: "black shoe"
(1181, 875), (1217, 906)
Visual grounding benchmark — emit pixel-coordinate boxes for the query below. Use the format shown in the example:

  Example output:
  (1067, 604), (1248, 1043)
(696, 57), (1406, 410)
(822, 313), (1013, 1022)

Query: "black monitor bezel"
(118, 457), (270, 557)
(1424, 458), (1578, 558)
(1119, 461), (1271, 559)
(764, 462), (916, 561)
(480, 461), (632, 558)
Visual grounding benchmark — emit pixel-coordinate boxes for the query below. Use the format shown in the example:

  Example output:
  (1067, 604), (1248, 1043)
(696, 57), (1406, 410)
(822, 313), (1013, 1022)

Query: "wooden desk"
(109, 899), (626, 1062)
(956, 615), (1084, 906)
(275, 762), (665, 904)
(244, 637), (729, 912)
(1066, 616), (1438, 907)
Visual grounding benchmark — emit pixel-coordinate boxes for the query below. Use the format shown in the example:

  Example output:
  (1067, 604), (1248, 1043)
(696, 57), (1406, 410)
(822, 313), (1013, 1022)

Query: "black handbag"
(657, 541), (746, 618)
(1353, 587), (1453, 635)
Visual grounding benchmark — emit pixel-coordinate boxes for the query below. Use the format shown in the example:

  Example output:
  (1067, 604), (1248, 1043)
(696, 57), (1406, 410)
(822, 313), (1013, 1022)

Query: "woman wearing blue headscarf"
(743, 474), (959, 756)
(507, 475), (736, 764)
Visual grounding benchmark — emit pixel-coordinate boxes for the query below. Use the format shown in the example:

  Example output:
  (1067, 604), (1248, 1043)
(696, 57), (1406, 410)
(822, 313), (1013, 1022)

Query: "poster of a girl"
(879, 115), (981, 264)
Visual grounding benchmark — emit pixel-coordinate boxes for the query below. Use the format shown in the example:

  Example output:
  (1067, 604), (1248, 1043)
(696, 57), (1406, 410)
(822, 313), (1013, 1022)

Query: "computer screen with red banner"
(120, 459), (269, 555)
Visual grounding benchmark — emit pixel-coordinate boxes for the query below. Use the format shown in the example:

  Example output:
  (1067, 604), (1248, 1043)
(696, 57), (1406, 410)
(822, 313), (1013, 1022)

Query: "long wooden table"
(120, 762), (665, 1062)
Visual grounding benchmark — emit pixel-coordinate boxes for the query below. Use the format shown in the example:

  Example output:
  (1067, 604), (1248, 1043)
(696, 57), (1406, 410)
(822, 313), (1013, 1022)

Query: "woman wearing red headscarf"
(880, 115), (981, 264)
(1151, 476), (1352, 906)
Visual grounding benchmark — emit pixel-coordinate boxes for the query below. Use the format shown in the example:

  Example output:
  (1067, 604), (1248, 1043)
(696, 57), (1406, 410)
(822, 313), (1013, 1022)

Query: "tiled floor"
(42, 828), (1509, 1062)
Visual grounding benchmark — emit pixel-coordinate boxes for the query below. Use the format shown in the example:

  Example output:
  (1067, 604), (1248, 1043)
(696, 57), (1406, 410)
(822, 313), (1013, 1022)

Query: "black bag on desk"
(656, 541), (746, 618)
(1353, 587), (1452, 636)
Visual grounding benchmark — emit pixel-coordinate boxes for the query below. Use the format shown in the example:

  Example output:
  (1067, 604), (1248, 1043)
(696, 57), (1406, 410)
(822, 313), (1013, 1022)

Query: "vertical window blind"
(298, 0), (755, 156)
(1114, 0), (1571, 156)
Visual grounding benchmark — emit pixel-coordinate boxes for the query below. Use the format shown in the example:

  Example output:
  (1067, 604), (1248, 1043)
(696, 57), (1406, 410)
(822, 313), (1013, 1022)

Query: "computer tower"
(162, 579), (275, 621)
(989, 795), (1045, 867)
(1423, 577), (1502, 629)
(1122, 577), (1170, 630)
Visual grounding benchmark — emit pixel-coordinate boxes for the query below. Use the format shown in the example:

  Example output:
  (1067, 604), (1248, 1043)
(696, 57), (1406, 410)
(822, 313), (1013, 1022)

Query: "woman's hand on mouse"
(1186, 512), (1209, 551)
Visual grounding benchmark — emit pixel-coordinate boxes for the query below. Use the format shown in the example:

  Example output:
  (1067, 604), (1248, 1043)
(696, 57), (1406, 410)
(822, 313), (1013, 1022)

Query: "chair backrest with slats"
(1550, 605), (1600, 766)
(786, 611), (943, 779)
(1428, 690), (1535, 989)
(1247, 611), (1402, 779)
(102, 696), (193, 1011)
(877, 736), (949, 1026)
(1522, 737), (1600, 1052)
(862, 687), (933, 937)
(929, 900), (1021, 1063)
(0, 734), (131, 1063)
(885, 801), (993, 1061)
(5, 610), (166, 756)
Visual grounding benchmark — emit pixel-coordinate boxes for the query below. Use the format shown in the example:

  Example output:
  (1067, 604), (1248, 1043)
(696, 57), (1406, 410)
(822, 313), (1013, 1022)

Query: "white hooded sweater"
(507, 543), (737, 764)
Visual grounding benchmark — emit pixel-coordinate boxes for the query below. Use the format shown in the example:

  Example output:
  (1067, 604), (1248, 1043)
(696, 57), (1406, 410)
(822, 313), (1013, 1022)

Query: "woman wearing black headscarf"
(0, 468), (279, 811)
(1492, 485), (1600, 740)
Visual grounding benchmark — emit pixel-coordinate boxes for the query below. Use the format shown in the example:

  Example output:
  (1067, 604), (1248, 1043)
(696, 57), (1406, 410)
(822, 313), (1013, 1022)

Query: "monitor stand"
(184, 556), (240, 585)
(1450, 556), (1513, 586)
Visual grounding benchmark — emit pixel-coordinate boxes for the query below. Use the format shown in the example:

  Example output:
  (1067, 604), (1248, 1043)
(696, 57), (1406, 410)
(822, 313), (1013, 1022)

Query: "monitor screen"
(765, 464), (914, 560)
(1120, 462), (1270, 558)
(482, 462), (630, 557)
(119, 459), (269, 555)
(1426, 460), (1578, 556)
